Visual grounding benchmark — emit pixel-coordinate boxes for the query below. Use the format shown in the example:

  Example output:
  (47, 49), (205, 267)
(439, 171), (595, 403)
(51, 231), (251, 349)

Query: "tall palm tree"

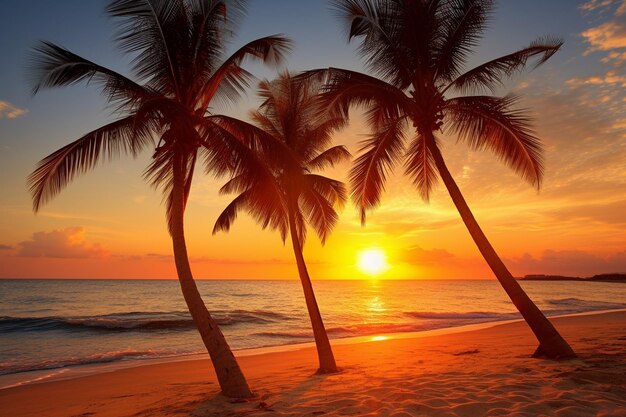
(27, 0), (291, 397)
(310, 0), (575, 358)
(213, 72), (349, 373)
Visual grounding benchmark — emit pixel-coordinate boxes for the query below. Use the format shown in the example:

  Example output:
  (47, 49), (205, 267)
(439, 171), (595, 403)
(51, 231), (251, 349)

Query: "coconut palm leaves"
(28, 0), (291, 397)
(313, 0), (575, 358)
(214, 72), (349, 372)
(214, 73), (349, 245)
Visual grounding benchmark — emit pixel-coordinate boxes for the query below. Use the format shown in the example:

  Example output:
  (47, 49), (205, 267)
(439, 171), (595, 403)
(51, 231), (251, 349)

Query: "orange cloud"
(579, 0), (618, 13)
(506, 250), (626, 277)
(567, 71), (626, 87)
(581, 0), (626, 66)
(0, 100), (27, 119)
(17, 227), (109, 259)
(401, 245), (457, 266)
(140, 252), (304, 265)
(582, 21), (626, 51)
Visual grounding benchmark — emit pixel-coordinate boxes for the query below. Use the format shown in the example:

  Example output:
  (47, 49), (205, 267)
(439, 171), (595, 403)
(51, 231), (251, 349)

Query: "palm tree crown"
(214, 72), (350, 247)
(29, 0), (291, 224)
(314, 0), (575, 358)
(27, 0), (292, 397)
(321, 0), (560, 220)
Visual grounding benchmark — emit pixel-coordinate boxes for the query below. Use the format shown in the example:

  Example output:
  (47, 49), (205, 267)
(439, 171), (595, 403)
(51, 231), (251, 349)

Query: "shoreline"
(0, 310), (626, 417)
(2, 307), (624, 391)
(1, 310), (624, 416)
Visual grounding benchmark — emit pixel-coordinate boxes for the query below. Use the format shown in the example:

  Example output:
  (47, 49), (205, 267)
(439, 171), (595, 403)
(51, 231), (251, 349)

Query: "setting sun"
(357, 249), (389, 276)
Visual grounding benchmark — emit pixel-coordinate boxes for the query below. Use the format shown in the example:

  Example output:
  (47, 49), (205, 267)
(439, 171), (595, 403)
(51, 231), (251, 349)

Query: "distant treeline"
(519, 273), (626, 283)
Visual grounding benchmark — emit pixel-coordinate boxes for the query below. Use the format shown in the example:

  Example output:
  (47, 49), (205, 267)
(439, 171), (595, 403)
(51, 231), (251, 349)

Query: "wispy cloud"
(0, 244), (13, 250)
(506, 250), (626, 277)
(135, 252), (298, 265)
(0, 100), (27, 119)
(566, 70), (626, 87)
(17, 227), (109, 258)
(580, 0), (618, 13)
(580, 0), (626, 64)
(401, 245), (457, 266)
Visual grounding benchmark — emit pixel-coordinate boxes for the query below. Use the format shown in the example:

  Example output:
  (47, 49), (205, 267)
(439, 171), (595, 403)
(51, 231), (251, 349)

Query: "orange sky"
(0, 1), (624, 279)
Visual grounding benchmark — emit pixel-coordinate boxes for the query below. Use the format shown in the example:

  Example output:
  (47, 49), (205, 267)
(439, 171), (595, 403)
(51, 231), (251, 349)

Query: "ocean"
(1, 279), (625, 385)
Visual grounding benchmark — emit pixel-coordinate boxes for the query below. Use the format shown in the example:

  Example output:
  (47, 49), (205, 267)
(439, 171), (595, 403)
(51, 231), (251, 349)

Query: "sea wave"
(546, 298), (626, 309)
(403, 311), (519, 320)
(256, 322), (455, 339)
(404, 300), (626, 322)
(0, 309), (292, 333)
(0, 349), (199, 376)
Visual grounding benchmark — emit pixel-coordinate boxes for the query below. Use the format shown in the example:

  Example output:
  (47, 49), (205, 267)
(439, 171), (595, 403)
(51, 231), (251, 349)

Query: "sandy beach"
(0, 310), (624, 416)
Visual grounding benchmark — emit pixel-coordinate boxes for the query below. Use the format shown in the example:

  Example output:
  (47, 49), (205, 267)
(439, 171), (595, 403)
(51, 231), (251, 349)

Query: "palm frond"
(301, 116), (350, 159)
(306, 67), (411, 122)
(404, 134), (439, 201)
(143, 130), (176, 189)
(249, 111), (284, 144)
(289, 207), (308, 250)
(218, 173), (248, 195)
(214, 179), (289, 241)
(196, 35), (292, 109)
(445, 95), (544, 187)
(447, 36), (563, 94)
(29, 116), (155, 211)
(206, 114), (294, 162)
(299, 187), (339, 245)
(305, 174), (348, 209)
(186, 0), (246, 30)
(107, 0), (183, 95)
(212, 189), (250, 234)
(28, 41), (151, 110)
(216, 71), (348, 248)
(331, 0), (414, 87)
(198, 118), (255, 178)
(306, 145), (351, 172)
(349, 117), (407, 224)
(435, 0), (493, 83)
(186, 0), (247, 84)
(198, 116), (296, 215)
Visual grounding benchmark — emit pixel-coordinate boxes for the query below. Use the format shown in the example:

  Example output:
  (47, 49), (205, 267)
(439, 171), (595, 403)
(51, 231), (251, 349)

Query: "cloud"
(17, 227), (109, 258)
(133, 195), (147, 204)
(506, 250), (626, 277)
(582, 21), (626, 52)
(580, 0), (618, 13)
(138, 252), (299, 265)
(0, 244), (13, 250)
(517, 74), (626, 204)
(0, 100), (27, 119)
(544, 200), (626, 225)
(566, 70), (626, 87)
(401, 245), (458, 266)
(581, 0), (626, 65)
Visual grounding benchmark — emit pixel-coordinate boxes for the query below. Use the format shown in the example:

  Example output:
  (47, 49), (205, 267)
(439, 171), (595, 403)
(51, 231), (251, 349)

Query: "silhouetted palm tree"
(311, 0), (574, 358)
(213, 72), (349, 372)
(27, 0), (291, 397)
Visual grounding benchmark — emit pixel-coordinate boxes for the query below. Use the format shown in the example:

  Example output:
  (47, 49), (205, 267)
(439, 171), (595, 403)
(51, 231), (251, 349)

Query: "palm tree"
(309, 0), (575, 358)
(27, 0), (291, 397)
(213, 72), (349, 373)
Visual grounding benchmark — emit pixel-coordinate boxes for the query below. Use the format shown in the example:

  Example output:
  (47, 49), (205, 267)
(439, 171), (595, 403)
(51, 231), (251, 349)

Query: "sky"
(0, 0), (624, 280)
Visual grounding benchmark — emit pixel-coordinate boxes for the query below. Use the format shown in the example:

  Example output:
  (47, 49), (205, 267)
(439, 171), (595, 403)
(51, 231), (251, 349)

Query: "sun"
(357, 248), (389, 276)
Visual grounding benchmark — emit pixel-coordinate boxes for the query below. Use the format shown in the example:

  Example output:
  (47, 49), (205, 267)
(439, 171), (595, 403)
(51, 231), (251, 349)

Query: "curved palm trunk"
(427, 133), (576, 359)
(171, 154), (254, 397)
(288, 212), (338, 373)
